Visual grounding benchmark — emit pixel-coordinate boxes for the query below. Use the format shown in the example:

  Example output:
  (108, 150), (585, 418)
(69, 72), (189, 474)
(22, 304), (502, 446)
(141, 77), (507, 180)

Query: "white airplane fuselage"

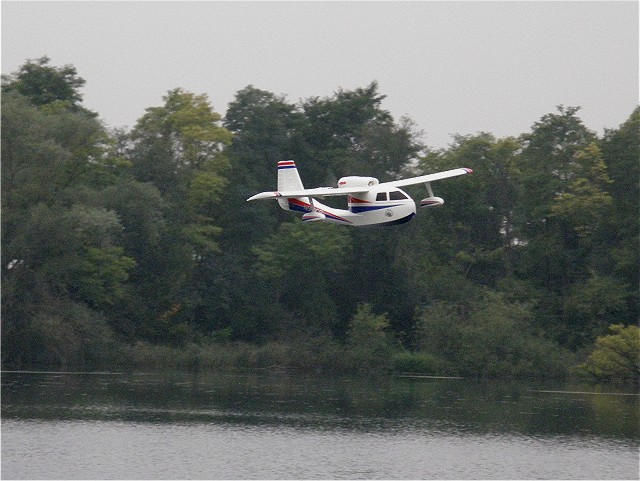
(284, 187), (417, 227)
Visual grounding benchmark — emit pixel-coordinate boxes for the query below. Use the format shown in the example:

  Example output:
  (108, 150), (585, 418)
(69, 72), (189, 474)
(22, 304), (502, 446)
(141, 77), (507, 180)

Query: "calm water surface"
(2, 371), (638, 479)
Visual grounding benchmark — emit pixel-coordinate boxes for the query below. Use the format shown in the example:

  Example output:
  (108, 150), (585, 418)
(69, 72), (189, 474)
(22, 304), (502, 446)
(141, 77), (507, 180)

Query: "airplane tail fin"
(277, 160), (305, 191)
(277, 160), (309, 211)
(278, 160), (310, 212)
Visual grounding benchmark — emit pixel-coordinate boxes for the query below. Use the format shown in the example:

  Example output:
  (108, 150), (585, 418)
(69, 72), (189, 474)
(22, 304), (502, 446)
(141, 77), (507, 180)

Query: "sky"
(2, 1), (638, 149)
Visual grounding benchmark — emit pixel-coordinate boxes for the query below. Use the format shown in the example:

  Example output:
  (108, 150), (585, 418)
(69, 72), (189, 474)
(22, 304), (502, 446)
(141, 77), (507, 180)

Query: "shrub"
(579, 324), (640, 384)
(346, 304), (397, 373)
(27, 300), (120, 370)
(392, 351), (444, 375)
(416, 291), (572, 379)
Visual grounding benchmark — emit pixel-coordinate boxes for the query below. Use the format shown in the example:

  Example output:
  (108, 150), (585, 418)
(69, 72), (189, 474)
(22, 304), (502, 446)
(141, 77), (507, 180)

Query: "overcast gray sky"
(2, 1), (638, 149)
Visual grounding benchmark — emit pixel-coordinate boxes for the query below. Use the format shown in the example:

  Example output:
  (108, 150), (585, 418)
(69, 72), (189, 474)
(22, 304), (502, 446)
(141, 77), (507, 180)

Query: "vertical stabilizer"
(277, 160), (305, 191)
(276, 160), (309, 212)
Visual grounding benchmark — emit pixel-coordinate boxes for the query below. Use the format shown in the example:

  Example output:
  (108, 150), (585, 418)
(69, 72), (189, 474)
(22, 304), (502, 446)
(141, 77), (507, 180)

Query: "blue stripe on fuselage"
(288, 202), (310, 213)
(350, 204), (401, 213)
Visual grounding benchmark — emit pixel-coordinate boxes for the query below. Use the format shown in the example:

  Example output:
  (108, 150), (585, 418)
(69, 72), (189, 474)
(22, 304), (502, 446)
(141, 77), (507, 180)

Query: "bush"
(416, 291), (572, 379)
(346, 304), (397, 373)
(392, 351), (444, 375)
(579, 324), (640, 384)
(26, 300), (120, 370)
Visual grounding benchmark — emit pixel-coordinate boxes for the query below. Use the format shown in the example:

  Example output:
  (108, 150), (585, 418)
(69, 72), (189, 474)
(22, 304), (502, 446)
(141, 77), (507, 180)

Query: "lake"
(2, 371), (638, 479)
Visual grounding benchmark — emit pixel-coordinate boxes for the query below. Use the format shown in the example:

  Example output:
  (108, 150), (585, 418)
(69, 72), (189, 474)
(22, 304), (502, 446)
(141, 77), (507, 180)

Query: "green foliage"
(2, 57), (637, 383)
(253, 220), (351, 280)
(129, 88), (231, 257)
(348, 304), (391, 347)
(416, 291), (571, 379)
(410, 133), (509, 287)
(73, 246), (136, 308)
(580, 325), (640, 384)
(344, 304), (397, 372)
(562, 274), (629, 347)
(519, 106), (596, 222)
(550, 144), (612, 239)
(1, 90), (107, 215)
(122, 88), (234, 342)
(252, 220), (351, 330)
(599, 107), (640, 317)
(299, 81), (421, 184)
(25, 300), (120, 370)
(130, 88), (231, 195)
(6, 203), (132, 303)
(221, 86), (304, 252)
(391, 351), (444, 375)
(2, 56), (87, 109)
(601, 107), (640, 218)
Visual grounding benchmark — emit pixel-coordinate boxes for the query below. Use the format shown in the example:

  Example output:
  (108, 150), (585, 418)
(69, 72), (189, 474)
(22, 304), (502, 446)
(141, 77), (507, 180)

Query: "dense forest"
(2, 57), (638, 383)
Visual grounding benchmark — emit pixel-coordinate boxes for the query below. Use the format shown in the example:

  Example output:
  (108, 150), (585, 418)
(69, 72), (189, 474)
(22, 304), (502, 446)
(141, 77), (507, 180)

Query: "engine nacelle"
(302, 211), (326, 222)
(420, 196), (444, 208)
(337, 176), (379, 188)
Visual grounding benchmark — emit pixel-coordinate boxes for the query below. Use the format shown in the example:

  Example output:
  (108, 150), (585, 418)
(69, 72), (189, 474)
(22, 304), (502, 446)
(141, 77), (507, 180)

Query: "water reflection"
(3, 372), (639, 479)
(3, 371), (638, 440)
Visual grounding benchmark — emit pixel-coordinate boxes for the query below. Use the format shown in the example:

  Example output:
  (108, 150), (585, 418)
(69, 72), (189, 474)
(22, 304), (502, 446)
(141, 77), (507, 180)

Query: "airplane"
(247, 160), (473, 227)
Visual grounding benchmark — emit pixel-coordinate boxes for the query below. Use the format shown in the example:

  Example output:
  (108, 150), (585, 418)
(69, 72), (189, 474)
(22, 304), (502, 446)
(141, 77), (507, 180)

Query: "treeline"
(2, 57), (638, 383)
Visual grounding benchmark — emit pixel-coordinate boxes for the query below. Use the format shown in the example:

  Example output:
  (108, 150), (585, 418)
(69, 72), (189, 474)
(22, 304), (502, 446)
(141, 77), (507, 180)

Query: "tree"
(1, 91), (107, 212)
(348, 303), (391, 347)
(130, 88), (231, 257)
(299, 82), (420, 185)
(3, 57), (637, 378)
(416, 291), (570, 379)
(13, 299), (120, 370)
(562, 274), (629, 347)
(1, 92), (55, 216)
(345, 304), (396, 372)
(601, 107), (640, 221)
(400, 134), (504, 302)
(225, 85), (301, 181)
(518, 106), (596, 229)
(2, 202), (135, 368)
(130, 88), (231, 197)
(341, 226), (419, 341)
(550, 143), (612, 239)
(5, 203), (134, 307)
(513, 108), (600, 346)
(252, 220), (352, 334)
(2, 56), (92, 114)
(124, 89), (234, 342)
(518, 107), (596, 236)
(1, 60), (134, 368)
(580, 324), (640, 385)
(221, 86), (303, 249)
(599, 108), (640, 320)
(347, 115), (423, 180)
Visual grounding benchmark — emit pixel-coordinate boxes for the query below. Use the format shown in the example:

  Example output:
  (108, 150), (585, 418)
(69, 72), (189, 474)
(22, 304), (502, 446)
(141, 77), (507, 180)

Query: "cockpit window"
(376, 192), (388, 202)
(389, 190), (409, 200)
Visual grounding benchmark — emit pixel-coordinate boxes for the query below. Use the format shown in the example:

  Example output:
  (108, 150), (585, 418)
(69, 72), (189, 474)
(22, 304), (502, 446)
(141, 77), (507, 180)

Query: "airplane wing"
(247, 168), (473, 201)
(381, 168), (473, 188)
(247, 186), (369, 201)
